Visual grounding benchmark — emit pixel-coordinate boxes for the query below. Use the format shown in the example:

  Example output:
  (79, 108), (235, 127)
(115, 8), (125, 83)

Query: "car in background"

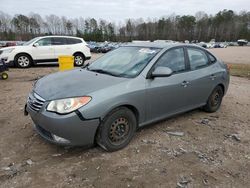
(0, 36), (91, 68)
(237, 39), (248, 46)
(197, 42), (207, 48)
(4, 42), (17, 47)
(25, 42), (230, 151)
(89, 42), (119, 53)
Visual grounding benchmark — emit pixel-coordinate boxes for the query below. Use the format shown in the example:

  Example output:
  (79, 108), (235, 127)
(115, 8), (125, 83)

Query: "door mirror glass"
(33, 43), (39, 47)
(151, 66), (173, 78)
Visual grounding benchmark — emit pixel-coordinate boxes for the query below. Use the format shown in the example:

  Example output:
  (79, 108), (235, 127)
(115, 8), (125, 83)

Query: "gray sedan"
(25, 43), (230, 151)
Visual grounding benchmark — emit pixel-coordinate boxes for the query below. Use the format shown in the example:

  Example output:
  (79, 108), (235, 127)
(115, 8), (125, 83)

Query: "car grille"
(27, 92), (45, 112)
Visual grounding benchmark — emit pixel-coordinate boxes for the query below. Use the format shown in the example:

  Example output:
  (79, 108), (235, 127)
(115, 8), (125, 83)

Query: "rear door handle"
(210, 74), (216, 80)
(181, 81), (190, 87)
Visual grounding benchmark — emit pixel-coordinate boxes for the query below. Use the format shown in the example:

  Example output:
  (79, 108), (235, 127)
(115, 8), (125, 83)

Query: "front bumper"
(25, 103), (100, 147)
(0, 54), (15, 67)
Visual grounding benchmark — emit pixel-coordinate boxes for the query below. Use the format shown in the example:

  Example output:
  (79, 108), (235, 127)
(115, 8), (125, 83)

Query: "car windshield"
(88, 46), (160, 78)
(23, 37), (40, 46)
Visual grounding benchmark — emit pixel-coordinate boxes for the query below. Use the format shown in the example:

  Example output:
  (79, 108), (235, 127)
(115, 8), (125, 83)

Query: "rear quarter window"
(207, 53), (217, 63)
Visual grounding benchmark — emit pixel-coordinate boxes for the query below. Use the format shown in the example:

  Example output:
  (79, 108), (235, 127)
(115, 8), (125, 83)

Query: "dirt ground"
(0, 48), (250, 188)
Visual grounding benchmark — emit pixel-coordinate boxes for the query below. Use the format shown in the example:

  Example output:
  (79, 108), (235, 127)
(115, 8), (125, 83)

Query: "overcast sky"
(1, 0), (249, 21)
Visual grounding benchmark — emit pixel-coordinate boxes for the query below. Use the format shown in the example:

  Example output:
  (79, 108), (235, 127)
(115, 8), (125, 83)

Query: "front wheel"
(96, 107), (137, 152)
(15, 54), (32, 68)
(203, 86), (224, 113)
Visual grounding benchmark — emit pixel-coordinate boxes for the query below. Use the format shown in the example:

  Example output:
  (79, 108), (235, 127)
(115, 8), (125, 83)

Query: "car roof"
(40, 35), (83, 40)
(123, 42), (200, 49)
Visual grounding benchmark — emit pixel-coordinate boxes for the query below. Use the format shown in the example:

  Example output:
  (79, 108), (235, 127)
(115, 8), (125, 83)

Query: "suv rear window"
(67, 38), (82, 44)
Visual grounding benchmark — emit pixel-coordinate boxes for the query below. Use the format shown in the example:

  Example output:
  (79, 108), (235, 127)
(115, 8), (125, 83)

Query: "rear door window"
(67, 38), (82, 44)
(187, 48), (209, 70)
(52, 37), (67, 45)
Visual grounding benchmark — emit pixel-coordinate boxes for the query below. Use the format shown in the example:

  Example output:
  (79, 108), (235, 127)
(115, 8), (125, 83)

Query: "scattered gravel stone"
(26, 159), (33, 165)
(177, 176), (191, 188)
(231, 134), (241, 142)
(200, 118), (210, 125)
(224, 134), (241, 142)
(141, 139), (157, 144)
(203, 178), (209, 185)
(166, 131), (184, 137)
(1, 167), (11, 171)
(195, 151), (214, 163)
(1, 164), (19, 177)
(52, 153), (62, 157)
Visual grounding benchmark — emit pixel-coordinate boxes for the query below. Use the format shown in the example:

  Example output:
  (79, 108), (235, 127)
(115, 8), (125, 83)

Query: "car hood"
(34, 69), (127, 100)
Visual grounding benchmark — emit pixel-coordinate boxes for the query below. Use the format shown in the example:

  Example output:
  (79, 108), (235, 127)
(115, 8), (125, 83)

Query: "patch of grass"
(227, 63), (250, 79)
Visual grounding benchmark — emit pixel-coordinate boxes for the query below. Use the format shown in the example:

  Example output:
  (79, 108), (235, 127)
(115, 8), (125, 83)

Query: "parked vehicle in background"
(25, 42), (230, 151)
(214, 43), (228, 48)
(88, 42), (120, 53)
(4, 42), (17, 47)
(0, 36), (91, 68)
(197, 42), (207, 48)
(237, 39), (248, 46)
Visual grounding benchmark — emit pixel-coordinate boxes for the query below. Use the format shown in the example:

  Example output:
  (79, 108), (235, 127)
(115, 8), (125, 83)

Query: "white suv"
(0, 36), (91, 68)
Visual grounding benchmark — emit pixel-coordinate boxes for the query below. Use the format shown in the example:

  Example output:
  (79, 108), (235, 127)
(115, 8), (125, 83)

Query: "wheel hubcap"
(211, 91), (220, 106)
(18, 56), (30, 67)
(109, 117), (129, 144)
(75, 56), (83, 65)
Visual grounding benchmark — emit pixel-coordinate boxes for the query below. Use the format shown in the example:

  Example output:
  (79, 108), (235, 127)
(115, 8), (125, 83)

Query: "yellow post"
(58, 56), (74, 71)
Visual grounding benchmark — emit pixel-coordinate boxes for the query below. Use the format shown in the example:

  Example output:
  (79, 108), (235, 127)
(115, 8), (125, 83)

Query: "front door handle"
(181, 81), (190, 87)
(210, 74), (216, 80)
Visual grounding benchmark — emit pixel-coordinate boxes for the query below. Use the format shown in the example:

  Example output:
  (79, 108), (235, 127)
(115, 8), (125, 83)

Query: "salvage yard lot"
(0, 47), (250, 187)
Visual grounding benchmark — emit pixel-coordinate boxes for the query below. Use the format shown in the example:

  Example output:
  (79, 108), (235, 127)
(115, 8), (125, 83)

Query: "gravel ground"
(0, 49), (250, 188)
(208, 46), (250, 64)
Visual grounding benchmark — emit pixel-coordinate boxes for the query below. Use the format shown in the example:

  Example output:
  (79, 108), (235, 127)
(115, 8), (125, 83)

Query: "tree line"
(0, 9), (249, 42)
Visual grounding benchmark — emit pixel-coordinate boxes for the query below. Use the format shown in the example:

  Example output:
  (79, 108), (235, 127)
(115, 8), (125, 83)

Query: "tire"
(74, 53), (85, 66)
(96, 107), (137, 152)
(203, 85), (224, 113)
(15, 54), (32, 68)
(1, 72), (8, 80)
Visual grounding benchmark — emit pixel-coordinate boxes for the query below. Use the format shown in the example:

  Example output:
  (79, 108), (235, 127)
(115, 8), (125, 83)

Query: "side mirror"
(151, 66), (173, 78)
(33, 43), (39, 47)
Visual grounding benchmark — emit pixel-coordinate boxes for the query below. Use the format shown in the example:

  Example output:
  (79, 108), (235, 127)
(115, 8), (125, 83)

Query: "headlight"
(47, 96), (91, 114)
(2, 48), (15, 54)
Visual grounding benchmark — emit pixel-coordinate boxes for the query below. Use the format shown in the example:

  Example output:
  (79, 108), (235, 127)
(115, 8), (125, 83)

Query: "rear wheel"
(203, 85), (223, 112)
(1, 72), (8, 80)
(15, 54), (32, 68)
(96, 107), (137, 152)
(74, 53), (85, 66)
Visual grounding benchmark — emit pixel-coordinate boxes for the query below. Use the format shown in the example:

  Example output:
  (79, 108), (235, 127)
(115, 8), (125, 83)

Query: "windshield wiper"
(88, 68), (121, 77)
(82, 63), (90, 69)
